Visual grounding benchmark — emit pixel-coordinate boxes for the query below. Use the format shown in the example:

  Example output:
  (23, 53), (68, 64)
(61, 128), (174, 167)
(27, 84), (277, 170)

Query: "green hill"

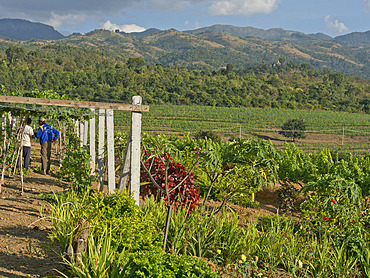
(56, 29), (369, 79)
(0, 21), (368, 79)
(0, 40), (368, 114)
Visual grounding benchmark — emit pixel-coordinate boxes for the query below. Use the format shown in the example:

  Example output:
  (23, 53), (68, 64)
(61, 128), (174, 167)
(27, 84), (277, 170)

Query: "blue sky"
(0, 0), (369, 37)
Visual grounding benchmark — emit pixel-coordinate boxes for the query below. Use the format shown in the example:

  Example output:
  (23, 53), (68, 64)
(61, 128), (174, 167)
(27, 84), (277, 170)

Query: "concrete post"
(130, 96), (142, 206)
(106, 109), (115, 193)
(98, 109), (105, 191)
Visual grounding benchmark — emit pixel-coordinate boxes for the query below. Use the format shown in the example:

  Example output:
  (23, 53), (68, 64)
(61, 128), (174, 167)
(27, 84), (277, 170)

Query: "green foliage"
(121, 251), (217, 278)
(142, 198), (247, 267)
(279, 118), (306, 141)
(0, 88), (90, 121)
(49, 189), (217, 278)
(0, 39), (369, 113)
(277, 182), (300, 213)
(222, 138), (279, 203)
(44, 128), (370, 277)
(48, 190), (91, 251)
(56, 129), (92, 194)
(58, 227), (126, 278)
(194, 130), (222, 143)
(85, 190), (162, 253)
(300, 176), (368, 256)
(6, 45), (25, 64)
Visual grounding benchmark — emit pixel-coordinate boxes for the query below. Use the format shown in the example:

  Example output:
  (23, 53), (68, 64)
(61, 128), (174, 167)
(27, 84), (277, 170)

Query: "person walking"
(35, 117), (59, 175)
(17, 117), (34, 171)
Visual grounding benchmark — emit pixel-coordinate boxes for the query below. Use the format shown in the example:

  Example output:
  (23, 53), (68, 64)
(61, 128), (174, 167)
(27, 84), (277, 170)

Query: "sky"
(0, 0), (369, 37)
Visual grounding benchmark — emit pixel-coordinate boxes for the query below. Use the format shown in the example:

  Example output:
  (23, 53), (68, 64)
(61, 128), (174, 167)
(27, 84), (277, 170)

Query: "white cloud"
(363, 0), (370, 12)
(46, 12), (86, 28)
(324, 15), (349, 34)
(100, 20), (146, 33)
(208, 0), (280, 16)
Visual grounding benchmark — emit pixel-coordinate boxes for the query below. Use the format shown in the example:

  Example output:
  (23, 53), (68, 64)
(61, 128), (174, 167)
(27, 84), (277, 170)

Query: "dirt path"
(0, 145), (67, 278)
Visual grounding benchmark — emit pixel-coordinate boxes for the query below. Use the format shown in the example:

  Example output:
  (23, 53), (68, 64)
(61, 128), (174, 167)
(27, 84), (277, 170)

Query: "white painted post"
(106, 109), (115, 193)
(74, 120), (79, 137)
(342, 127), (344, 146)
(130, 96), (142, 206)
(118, 129), (132, 191)
(98, 109), (105, 191)
(83, 120), (88, 150)
(80, 121), (84, 148)
(89, 109), (96, 176)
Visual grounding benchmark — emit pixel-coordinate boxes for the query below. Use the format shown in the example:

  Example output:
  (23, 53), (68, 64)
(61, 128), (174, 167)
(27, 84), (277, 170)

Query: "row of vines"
(0, 88), (92, 195)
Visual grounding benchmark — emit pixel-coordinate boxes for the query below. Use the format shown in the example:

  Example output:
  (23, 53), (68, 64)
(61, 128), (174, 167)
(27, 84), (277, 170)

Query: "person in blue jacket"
(35, 117), (59, 175)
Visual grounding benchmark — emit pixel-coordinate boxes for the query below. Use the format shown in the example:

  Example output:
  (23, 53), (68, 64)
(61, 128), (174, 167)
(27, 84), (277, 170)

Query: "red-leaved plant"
(140, 152), (200, 213)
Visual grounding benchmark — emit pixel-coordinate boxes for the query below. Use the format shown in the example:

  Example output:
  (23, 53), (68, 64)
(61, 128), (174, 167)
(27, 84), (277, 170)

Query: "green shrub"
(121, 250), (217, 278)
(85, 190), (163, 253)
(57, 131), (92, 194)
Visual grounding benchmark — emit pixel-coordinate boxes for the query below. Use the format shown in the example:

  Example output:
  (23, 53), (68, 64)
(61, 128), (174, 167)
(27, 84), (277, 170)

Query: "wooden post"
(98, 109), (105, 191)
(20, 146), (24, 195)
(130, 96), (142, 206)
(89, 109), (96, 176)
(106, 109), (115, 193)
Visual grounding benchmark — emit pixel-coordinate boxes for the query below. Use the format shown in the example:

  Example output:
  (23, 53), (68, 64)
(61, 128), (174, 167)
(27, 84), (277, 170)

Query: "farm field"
(115, 104), (370, 155)
(1, 94), (369, 277)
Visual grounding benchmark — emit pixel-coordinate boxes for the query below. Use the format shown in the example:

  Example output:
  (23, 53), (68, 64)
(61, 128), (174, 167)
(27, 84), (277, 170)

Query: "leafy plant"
(279, 118), (306, 142)
(140, 152), (200, 212)
(121, 250), (217, 278)
(56, 128), (93, 195)
(277, 182), (300, 213)
(57, 227), (126, 278)
(193, 130), (222, 143)
(85, 190), (162, 253)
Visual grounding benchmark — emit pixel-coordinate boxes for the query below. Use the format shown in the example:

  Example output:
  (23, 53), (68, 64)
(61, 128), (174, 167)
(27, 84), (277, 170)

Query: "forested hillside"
(0, 43), (369, 113)
(0, 27), (368, 79)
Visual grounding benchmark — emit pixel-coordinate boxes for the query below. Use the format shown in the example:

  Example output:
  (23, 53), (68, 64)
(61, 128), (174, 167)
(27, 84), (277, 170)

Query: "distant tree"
(6, 46), (26, 64)
(278, 57), (286, 65)
(126, 57), (145, 70)
(226, 63), (234, 73)
(279, 118), (306, 142)
(194, 130), (222, 143)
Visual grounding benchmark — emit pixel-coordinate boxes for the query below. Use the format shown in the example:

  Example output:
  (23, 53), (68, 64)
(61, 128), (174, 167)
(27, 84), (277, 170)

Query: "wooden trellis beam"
(0, 95), (147, 204)
(0, 95), (149, 112)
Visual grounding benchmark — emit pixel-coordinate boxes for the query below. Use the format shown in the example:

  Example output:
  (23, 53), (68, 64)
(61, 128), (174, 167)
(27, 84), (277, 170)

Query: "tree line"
(0, 45), (369, 113)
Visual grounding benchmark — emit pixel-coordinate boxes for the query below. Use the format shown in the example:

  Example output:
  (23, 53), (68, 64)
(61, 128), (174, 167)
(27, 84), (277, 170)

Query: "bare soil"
(0, 144), (290, 278)
(0, 145), (66, 278)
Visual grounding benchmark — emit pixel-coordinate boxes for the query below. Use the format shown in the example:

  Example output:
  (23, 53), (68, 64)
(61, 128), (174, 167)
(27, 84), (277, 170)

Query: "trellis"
(0, 95), (148, 205)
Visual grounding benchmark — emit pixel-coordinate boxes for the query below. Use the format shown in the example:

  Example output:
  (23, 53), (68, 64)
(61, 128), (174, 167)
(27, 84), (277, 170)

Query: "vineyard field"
(114, 105), (370, 154)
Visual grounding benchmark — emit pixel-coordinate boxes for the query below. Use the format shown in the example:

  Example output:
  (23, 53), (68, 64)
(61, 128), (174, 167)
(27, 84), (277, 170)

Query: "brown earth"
(0, 144), (67, 278)
(0, 144), (291, 278)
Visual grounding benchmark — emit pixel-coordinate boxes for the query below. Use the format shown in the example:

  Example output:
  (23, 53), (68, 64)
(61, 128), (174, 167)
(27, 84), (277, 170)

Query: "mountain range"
(0, 18), (64, 40)
(0, 18), (369, 79)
